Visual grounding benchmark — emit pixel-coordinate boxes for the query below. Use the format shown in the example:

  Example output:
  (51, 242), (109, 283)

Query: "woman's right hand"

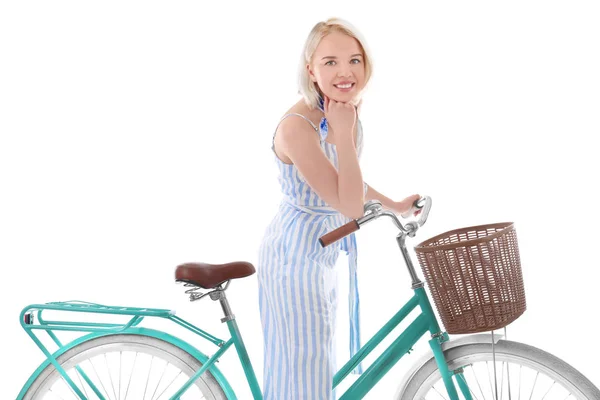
(323, 95), (356, 143)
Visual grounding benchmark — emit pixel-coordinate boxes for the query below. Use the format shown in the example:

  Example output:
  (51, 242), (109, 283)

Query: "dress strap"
(272, 113), (322, 152)
(341, 231), (364, 375)
(277, 113), (319, 132)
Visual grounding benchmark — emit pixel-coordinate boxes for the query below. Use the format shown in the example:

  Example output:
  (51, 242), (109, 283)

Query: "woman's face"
(308, 32), (366, 105)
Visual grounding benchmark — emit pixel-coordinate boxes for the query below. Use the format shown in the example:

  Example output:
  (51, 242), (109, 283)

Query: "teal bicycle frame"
(334, 284), (469, 400)
(18, 198), (473, 399)
(18, 286), (470, 400)
(17, 300), (247, 400)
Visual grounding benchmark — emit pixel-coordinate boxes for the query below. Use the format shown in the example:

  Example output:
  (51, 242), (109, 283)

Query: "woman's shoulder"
(273, 100), (323, 164)
(277, 99), (322, 132)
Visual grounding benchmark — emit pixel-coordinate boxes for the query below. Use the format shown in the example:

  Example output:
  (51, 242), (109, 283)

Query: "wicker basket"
(414, 222), (526, 334)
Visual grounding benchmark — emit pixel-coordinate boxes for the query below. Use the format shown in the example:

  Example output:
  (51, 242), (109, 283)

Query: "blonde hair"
(298, 18), (373, 109)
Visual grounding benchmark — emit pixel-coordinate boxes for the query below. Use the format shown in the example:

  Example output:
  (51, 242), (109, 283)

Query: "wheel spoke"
(26, 335), (224, 400)
(150, 361), (169, 400)
(507, 362), (513, 400)
(492, 359), (499, 400)
(468, 364), (486, 400)
(540, 381), (555, 400)
(408, 341), (598, 400)
(143, 355), (155, 400)
(500, 362), (505, 400)
(90, 357), (112, 400)
(155, 371), (183, 400)
(487, 362), (496, 399)
(518, 365), (522, 400)
(105, 353), (118, 400)
(48, 388), (68, 400)
(123, 352), (138, 399)
(457, 371), (480, 400)
(75, 367), (90, 399)
(528, 372), (539, 400)
(432, 382), (449, 400)
(56, 369), (79, 399)
(118, 351), (122, 400)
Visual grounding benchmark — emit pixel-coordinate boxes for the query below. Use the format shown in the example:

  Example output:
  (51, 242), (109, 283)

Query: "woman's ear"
(306, 63), (317, 83)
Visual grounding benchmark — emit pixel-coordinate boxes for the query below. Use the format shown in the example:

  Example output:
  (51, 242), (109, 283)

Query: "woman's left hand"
(391, 194), (422, 218)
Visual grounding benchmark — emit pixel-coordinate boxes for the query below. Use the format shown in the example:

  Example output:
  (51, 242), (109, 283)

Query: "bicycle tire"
(399, 339), (600, 400)
(23, 333), (228, 400)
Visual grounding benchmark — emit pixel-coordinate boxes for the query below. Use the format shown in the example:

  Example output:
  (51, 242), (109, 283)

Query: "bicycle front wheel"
(23, 333), (228, 400)
(400, 340), (599, 400)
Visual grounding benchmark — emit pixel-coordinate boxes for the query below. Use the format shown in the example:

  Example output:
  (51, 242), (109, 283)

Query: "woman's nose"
(337, 67), (352, 77)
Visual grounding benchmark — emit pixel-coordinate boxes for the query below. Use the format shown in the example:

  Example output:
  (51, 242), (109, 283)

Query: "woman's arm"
(335, 131), (365, 219)
(365, 183), (395, 209)
(278, 117), (365, 220)
(365, 183), (421, 217)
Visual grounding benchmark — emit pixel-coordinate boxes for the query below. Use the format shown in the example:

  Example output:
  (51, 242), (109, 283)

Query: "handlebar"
(318, 196), (433, 248)
(414, 196), (432, 227)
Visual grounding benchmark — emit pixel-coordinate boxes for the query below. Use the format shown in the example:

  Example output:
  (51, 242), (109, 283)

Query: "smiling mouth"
(334, 83), (355, 89)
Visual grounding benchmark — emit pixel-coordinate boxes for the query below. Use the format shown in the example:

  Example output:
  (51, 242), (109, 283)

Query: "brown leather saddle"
(175, 261), (255, 289)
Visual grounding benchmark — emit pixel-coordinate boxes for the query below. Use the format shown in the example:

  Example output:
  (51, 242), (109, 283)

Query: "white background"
(1, 1), (599, 399)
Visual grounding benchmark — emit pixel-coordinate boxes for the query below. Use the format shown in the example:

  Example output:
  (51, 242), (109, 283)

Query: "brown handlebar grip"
(319, 220), (360, 247)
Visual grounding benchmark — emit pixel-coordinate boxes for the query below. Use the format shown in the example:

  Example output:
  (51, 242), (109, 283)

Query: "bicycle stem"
(396, 232), (424, 289)
(357, 198), (431, 289)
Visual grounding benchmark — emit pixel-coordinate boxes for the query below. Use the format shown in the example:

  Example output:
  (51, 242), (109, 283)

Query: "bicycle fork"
(412, 286), (472, 400)
(399, 234), (473, 400)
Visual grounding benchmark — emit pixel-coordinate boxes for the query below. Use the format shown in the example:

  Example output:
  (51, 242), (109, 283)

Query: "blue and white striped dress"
(257, 111), (366, 400)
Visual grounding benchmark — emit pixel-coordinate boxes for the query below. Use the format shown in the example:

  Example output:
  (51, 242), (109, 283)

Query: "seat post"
(212, 284), (262, 399)
(210, 284), (235, 323)
(218, 293), (235, 323)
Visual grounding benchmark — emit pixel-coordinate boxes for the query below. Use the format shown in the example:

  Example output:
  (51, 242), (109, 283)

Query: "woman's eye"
(325, 59), (360, 66)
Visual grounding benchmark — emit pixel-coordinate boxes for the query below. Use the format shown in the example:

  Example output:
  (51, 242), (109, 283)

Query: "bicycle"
(16, 196), (600, 399)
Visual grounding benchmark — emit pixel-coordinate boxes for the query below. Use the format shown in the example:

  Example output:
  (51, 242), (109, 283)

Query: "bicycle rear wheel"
(23, 334), (228, 400)
(400, 340), (599, 400)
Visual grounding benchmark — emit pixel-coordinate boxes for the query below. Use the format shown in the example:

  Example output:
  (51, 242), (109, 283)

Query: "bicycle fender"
(16, 327), (237, 400)
(393, 333), (503, 400)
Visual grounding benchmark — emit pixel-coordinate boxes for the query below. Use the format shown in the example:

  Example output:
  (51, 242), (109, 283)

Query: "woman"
(257, 18), (420, 400)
